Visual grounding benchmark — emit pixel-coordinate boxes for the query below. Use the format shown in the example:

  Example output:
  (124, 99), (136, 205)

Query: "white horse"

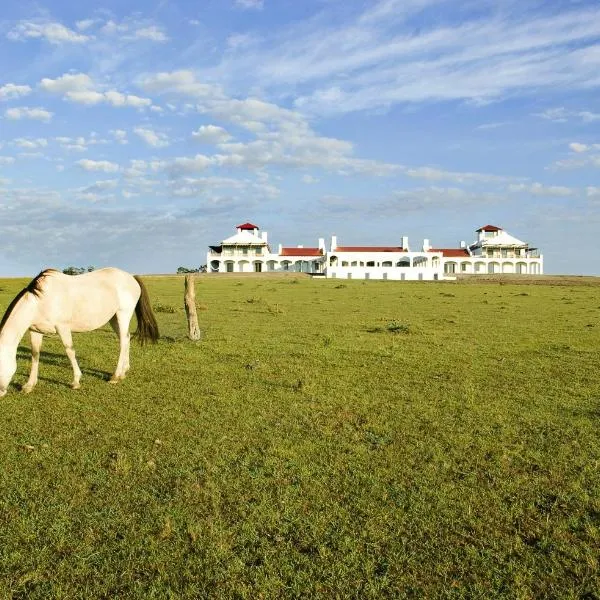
(0, 267), (159, 396)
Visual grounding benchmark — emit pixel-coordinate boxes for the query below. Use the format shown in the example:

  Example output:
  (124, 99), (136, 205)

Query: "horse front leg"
(56, 326), (82, 390)
(22, 331), (43, 393)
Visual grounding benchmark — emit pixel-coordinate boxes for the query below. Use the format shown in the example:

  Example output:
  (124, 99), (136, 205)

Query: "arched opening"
(210, 260), (220, 273)
(488, 261), (500, 274)
(413, 256), (428, 267)
(502, 262), (514, 274)
(444, 262), (457, 274)
(396, 257), (410, 268)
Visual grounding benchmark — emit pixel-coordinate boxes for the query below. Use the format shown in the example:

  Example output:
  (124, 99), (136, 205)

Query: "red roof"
(429, 248), (470, 257)
(237, 222), (259, 230)
(334, 246), (406, 253)
(280, 247), (322, 257)
(476, 224), (502, 232)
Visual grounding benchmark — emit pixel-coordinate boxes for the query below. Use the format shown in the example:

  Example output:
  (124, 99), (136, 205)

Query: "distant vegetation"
(62, 266), (95, 275)
(177, 265), (206, 274)
(0, 274), (599, 598)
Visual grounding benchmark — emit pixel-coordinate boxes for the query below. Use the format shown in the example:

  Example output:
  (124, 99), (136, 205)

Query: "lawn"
(0, 273), (599, 599)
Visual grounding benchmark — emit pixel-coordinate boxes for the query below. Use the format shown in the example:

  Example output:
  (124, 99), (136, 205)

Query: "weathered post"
(184, 274), (202, 341)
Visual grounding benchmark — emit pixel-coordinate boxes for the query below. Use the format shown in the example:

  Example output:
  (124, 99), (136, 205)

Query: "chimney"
(401, 236), (409, 251)
(297, 244), (303, 248)
(262, 231), (268, 243)
(278, 243), (282, 254)
(330, 235), (337, 252)
(460, 240), (466, 248)
(423, 238), (431, 252)
(318, 237), (325, 252)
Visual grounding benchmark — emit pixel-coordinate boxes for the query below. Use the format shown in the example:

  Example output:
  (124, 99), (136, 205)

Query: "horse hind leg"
(22, 331), (43, 393)
(56, 326), (82, 390)
(109, 311), (131, 383)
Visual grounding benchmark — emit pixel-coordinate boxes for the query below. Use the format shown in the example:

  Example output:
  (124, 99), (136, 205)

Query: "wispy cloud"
(8, 21), (89, 44)
(535, 107), (600, 123)
(235, 0), (264, 10)
(205, 1), (600, 114)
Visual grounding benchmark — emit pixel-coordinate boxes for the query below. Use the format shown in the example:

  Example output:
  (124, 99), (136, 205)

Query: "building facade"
(207, 223), (543, 279)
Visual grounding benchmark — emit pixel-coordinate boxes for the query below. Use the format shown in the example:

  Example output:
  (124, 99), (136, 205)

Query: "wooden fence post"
(184, 274), (202, 341)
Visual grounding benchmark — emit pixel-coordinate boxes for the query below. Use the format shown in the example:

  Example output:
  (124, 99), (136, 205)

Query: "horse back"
(31, 268), (141, 333)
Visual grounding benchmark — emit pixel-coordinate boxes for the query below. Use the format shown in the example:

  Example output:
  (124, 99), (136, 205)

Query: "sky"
(1, 0), (599, 276)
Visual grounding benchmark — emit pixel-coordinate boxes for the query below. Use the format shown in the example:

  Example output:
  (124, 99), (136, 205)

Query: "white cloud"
(0, 84), (32, 101)
(586, 186), (600, 198)
(76, 19), (97, 31)
(191, 125), (232, 143)
(13, 138), (48, 149)
(134, 127), (170, 148)
(569, 142), (589, 153)
(40, 73), (151, 108)
(39, 73), (94, 94)
(76, 159), (120, 173)
(111, 130), (128, 144)
(0, 156), (16, 165)
(137, 70), (224, 100)
(235, 0), (264, 9)
(8, 21), (89, 44)
(302, 175), (320, 184)
(402, 166), (513, 184)
(5, 107), (53, 122)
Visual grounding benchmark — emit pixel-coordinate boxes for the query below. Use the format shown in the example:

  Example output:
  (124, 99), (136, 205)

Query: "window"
(365, 273), (370, 279)
(382, 261), (392, 267)
(366, 261), (375, 267)
(347, 273), (352, 279)
(342, 261), (349, 267)
(383, 273), (388, 280)
(242, 248), (248, 255)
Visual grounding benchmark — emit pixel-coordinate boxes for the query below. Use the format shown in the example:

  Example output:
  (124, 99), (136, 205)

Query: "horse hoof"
(21, 385), (33, 394)
(108, 377), (120, 384)
(70, 382), (81, 390)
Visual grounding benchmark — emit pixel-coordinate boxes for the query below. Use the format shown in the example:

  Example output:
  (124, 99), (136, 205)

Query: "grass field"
(0, 273), (599, 599)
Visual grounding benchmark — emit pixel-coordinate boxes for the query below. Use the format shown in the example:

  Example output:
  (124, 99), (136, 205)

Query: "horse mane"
(0, 269), (58, 334)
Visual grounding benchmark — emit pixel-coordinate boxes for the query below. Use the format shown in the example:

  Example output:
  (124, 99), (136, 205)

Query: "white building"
(207, 223), (543, 279)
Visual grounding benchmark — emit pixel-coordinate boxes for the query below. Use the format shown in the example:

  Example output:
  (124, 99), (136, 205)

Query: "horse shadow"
(16, 345), (111, 387)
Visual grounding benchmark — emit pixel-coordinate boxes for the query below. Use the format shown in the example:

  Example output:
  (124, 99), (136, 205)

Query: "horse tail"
(133, 275), (159, 345)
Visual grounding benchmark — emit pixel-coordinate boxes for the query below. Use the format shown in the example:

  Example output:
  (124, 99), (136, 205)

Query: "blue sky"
(1, 0), (599, 275)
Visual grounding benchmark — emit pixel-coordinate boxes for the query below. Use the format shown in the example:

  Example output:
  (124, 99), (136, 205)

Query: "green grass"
(1, 274), (599, 599)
